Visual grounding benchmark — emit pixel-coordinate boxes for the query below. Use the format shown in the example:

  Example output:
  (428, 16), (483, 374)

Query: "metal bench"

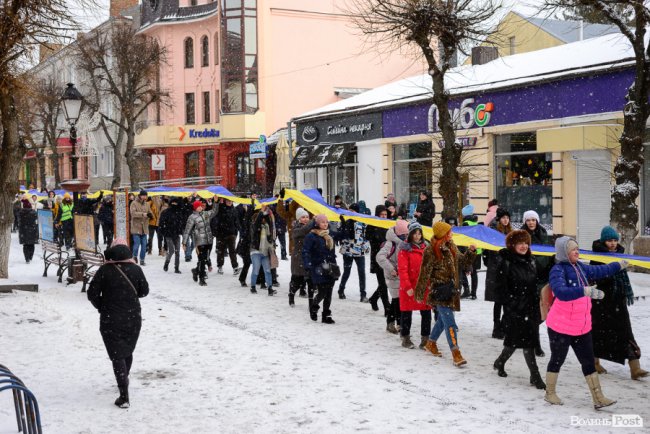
(78, 250), (105, 293)
(41, 240), (69, 283)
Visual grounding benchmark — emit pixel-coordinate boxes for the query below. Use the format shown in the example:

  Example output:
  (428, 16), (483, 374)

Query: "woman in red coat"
(397, 222), (431, 349)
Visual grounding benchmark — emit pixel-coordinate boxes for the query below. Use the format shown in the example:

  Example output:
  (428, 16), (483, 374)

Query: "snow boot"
(268, 287), (277, 296)
(199, 278), (207, 287)
(595, 358), (607, 374)
(114, 385), (130, 409)
(174, 267), (181, 274)
(369, 294), (379, 311)
(233, 267), (241, 275)
(491, 323), (505, 340)
(494, 346), (516, 377)
(289, 292), (295, 307)
(322, 316), (335, 324)
(460, 289), (470, 299)
(309, 305), (319, 322)
(401, 336), (415, 349)
(191, 268), (198, 282)
(163, 261), (169, 272)
(240, 280), (247, 287)
(386, 323), (399, 334)
(629, 359), (649, 380)
(419, 336), (428, 350)
(523, 348), (546, 389)
(451, 348), (467, 367)
(585, 372), (616, 409)
(217, 267), (223, 274)
(140, 259), (145, 266)
(424, 340), (442, 357)
(338, 289), (346, 300)
(544, 372), (563, 405)
(250, 286), (257, 294)
(298, 289), (307, 298)
(535, 346), (545, 357)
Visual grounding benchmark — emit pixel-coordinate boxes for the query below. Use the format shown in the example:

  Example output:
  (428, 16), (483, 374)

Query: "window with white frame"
(106, 148), (114, 175)
(90, 155), (99, 176)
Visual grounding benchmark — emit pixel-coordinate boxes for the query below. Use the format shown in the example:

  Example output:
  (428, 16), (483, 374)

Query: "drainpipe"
(287, 120), (295, 188)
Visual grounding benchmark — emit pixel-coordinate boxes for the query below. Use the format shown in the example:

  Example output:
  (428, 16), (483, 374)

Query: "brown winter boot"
(424, 340), (442, 357)
(401, 336), (415, 349)
(451, 347), (467, 367)
(544, 372), (563, 405)
(585, 372), (616, 409)
(419, 336), (428, 350)
(594, 358), (607, 374)
(629, 359), (649, 380)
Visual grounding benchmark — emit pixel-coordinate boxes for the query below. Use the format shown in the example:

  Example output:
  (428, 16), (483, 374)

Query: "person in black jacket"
(413, 191), (435, 226)
(236, 198), (255, 287)
(97, 195), (114, 247)
(492, 230), (546, 390)
(213, 198), (240, 275)
(272, 195), (289, 260)
(367, 205), (390, 314)
(159, 197), (185, 273)
(18, 199), (38, 263)
(87, 239), (149, 408)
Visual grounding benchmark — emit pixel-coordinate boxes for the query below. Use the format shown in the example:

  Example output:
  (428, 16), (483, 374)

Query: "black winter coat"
(366, 225), (388, 274)
(415, 199), (435, 226)
(524, 224), (553, 290)
(236, 204), (254, 256)
(18, 208), (39, 245)
(494, 249), (540, 348)
(250, 211), (275, 251)
(590, 241), (638, 364)
(97, 202), (114, 226)
(159, 204), (186, 238)
(76, 192), (103, 215)
(302, 231), (339, 285)
(212, 203), (240, 238)
(291, 220), (313, 276)
(87, 245), (149, 361)
(272, 205), (287, 234)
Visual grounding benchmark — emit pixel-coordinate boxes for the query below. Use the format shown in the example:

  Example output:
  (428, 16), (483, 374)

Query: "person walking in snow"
(416, 221), (477, 367)
(183, 198), (218, 286)
(491, 230), (546, 390)
(56, 193), (75, 250)
(87, 238), (149, 409)
(337, 203), (370, 302)
(397, 222), (432, 350)
(544, 236), (627, 409)
(590, 226), (649, 381)
(159, 197), (185, 274)
(459, 204), (482, 300)
(376, 219), (409, 335)
(367, 205), (390, 315)
(288, 207), (314, 307)
(413, 191), (435, 227)
(249, 202), (277, 295)
(302, 214), (342, 324)
(213, 198), (240, 275)
(130, 191), (152, 265)
(98, 195), (114, 247)
(485, 207), (513, 339)
(236, 198), (255, 287)
(18, 196), (38, 263)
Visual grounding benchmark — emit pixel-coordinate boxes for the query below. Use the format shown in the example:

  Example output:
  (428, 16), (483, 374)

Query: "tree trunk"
(0, 91), (26, 278)
(38, 151), (47, 190)
(124, 126), (140, 190)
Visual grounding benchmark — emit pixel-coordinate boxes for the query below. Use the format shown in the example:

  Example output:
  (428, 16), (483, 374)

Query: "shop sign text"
(428, 98), (494, 132)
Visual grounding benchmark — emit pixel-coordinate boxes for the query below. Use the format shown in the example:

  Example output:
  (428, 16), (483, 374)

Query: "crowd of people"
(13, 188), (648, 410)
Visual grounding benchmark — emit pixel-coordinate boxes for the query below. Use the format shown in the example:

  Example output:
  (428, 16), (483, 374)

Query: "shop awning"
(290, 143), (353, 169)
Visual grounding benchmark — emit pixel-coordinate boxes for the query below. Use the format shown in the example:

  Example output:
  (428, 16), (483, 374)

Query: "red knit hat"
(193, 200), (203, 211)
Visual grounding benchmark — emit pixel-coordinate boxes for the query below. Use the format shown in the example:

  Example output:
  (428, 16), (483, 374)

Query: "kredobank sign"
(297, 113), (382, 147)
(428, 98), (494, 133)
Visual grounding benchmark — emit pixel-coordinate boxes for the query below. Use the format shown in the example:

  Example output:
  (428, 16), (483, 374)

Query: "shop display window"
(327, 148), (357, 205)
(185, 151), (199, 178)
(393, 142), (433, 217)
(495, 132), (552, 229)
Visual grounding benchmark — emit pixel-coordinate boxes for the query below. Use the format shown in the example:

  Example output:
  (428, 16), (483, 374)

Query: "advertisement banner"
(74, 214), (96, 252)
(114, 191), (129, 244)
(37, 209), (54, 242)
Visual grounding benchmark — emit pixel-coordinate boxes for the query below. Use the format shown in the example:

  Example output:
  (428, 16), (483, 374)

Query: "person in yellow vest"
(55, 193), (75, 249)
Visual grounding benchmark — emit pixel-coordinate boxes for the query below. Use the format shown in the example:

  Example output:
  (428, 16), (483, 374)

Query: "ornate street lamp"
(60, 83), (89, 208)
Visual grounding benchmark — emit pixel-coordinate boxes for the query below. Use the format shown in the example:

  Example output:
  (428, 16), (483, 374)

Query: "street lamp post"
(61, 83), (84, 208)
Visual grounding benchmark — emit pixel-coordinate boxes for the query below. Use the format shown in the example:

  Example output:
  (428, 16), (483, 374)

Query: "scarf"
(312, 228), (334, 250)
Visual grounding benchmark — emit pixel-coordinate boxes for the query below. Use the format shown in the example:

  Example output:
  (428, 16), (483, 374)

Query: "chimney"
(471, 46), (498, 66)
(110, 0), (139, 17)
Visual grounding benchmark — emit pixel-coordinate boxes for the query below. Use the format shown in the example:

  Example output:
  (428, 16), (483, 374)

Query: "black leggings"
(112, 355), (133, 387)
(547, 328), (596, 376)
(493, 302), (502, 325)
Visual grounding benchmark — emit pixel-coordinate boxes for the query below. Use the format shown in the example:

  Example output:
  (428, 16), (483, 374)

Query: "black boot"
(299, 289), (307, 298)
(115, 385), (130, 408)
(524, 348), (546, 389)
(369, 292), (379, 311)
(174, 267), (181, 274)
(460, 289), (470, 299)
(199, 278), (207, 287)
(289, 292), (295, 307)
(493, 346), (516, 378)
(492, 322), (505, 340)
(163, 261), (169, 272)
(268, 286), (277, 296)
(309, 304), (319, 321)
(250, 286), (257, 294)
(191, 268), (198, 282)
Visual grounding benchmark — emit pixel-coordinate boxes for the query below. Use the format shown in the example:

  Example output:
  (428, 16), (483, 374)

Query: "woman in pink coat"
(397, 222), (431, 350)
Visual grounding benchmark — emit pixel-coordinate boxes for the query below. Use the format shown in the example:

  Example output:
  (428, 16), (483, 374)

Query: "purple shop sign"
(382, 69), (635, 138)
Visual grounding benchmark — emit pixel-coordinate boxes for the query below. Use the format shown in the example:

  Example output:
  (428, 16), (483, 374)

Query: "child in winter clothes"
(376, 219), (409, 334)
(591, 226), (648, 380)
(544, 236), (627, 409)
(337, 203), (370, 302)
(397, 222), (432, 349)
(415, 221), (477, 367)
(492, 230), (546, 389)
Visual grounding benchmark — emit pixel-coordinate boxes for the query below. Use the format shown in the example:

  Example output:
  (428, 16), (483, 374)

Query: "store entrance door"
(575, 150), (611, 247)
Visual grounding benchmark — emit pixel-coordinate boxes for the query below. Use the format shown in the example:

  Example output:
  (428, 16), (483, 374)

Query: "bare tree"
(348, 0), (501, 219)
(0, 0), (95, 278)
(75, 19), (169, 190)
(561, 3), (633, 23)
(543, 1), (647, 249)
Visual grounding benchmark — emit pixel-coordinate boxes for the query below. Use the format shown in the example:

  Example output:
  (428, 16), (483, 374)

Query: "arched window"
(213, 32), (219, 65)
(201, 35), (209, 67)
(184, 37), (194, 68)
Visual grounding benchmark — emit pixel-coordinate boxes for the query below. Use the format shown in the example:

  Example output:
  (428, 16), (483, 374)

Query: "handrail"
(0, 366), (42, 433)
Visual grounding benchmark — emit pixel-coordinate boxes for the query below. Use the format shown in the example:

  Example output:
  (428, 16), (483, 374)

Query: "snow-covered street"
(1, 233), (649, 433)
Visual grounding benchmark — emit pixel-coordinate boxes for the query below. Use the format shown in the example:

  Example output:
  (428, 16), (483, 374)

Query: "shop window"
(235, 152), (255, 188)
(393, 142), (433, 217)
(185, 151), (199, 178)
(185, 93), (195, 124)
(201, 35), (209, 67)
(327, 147), (357, 205)
(203, 91), (210, 123)
(184, 37), (194, 68)
(205, 149), (215, 177)
(495, 132), (552, 229)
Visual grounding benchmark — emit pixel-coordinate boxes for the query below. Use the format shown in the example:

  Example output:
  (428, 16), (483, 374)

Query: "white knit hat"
(523, 210), (540, 223)
(295, 207), (309, 220)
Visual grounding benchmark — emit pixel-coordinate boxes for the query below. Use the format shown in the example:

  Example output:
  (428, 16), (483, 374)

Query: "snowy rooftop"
(516, 11), (621, 43)
(294, 32), (634, 121)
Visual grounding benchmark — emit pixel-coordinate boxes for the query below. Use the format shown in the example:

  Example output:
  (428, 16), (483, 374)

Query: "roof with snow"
(293, 32), (635, 121)
(514, 11), (621, 44)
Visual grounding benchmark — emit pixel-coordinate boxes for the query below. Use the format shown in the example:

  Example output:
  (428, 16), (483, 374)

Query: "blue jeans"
(185, 237), (194, 260)
(429, 306), (459, 350)
(132, 234), (148, 261)
(338, 255), (366, 297)
(250, 253), (272, 287)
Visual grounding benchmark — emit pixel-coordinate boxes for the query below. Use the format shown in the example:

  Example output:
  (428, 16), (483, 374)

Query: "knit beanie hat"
(63, 192), (71, 199)
(523, 210), (540, 223)
(506, 229), (531, 252)
(193, 200), (203, 211)
(496, 208), (511, 219)
(394, 219), (409, 236)
(600, 225), (619, 242)
(295, 207), (309, 220)
(433, 221), (452, 240)
(314, 214), (328, 225)
(461, 204), (474, 217)
(139, 190), (148, 196)
(408, 221), (422, 235)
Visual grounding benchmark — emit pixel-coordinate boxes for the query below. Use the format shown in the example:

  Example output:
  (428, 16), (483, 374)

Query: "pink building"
(136, 0), (424, 194)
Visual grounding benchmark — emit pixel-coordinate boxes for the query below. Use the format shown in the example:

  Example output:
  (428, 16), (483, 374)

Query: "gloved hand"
(279, 188), (285, 199)
(147, 212), (154, 219)
(584, 286), (604, 300)
(627, 292), (635, 306)
(619, 260), (629, 269)
(340, 215), (345, 223)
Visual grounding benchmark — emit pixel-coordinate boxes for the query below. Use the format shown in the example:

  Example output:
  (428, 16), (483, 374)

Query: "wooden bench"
(78, 250), (105, 293)
(41, 240), (69, 283)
